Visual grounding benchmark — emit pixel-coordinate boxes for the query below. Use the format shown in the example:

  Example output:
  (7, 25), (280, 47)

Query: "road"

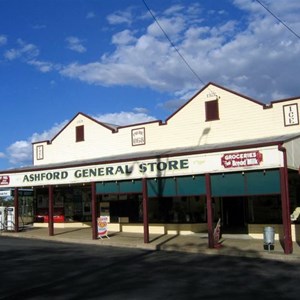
(0, 236), (299, 299)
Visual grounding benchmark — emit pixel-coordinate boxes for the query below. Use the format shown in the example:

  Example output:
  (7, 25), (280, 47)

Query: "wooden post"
(91, 182), (98, 240)
(142, 177), (149, 243)
(280, 167), (293, 254)
(48, 185), (54, 236)
(205, 173), (214, 248)
(14, 187), (19, 232)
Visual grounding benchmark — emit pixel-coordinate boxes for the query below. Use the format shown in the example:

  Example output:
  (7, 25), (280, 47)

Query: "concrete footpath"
(1, 226), (300, 262)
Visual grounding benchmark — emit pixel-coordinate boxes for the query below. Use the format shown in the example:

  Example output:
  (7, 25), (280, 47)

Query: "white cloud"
(133, 107), (149, 114)
(4, 48), (20, 60)
(107, 9), (133, 25)
(0, 152), (6, 159)
(164, 4), (185, 16)
(30, 120), (69, 143)
(66, 36), (86, 53)
(27, 59), (58, 73)
(60, 0), (300, 102)
(7, 141), (32, 165)
(0, 35), (7, 46)
(5, 1), (300, 107)
(112, 30), (137, 45)
(157, 98), (187, 113)
(6, 120), (68, 166)
(4, 39), (39, 61)
(93, 111), (156, 126)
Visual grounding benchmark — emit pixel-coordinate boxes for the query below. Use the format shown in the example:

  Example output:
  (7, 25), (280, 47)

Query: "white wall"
(33, 83), (300, 166)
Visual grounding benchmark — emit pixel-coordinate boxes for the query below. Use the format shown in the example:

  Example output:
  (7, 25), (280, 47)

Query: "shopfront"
(1, 82), (300, 254)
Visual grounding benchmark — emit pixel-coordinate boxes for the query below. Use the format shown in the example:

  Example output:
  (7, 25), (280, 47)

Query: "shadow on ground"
(0, 236), (300, 300)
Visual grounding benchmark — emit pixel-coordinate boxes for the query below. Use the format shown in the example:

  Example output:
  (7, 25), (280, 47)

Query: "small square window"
(205, 100), (219, 121)
(76, 125), (84, 142)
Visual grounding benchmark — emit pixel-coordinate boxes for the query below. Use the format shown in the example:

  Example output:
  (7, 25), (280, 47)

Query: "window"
(205, 100), (219, 121)
(36, 145), (44, 160)
(76, 125), (84, 142)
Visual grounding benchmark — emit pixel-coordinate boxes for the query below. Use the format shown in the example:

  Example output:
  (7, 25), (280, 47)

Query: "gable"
(50, 112), (116, 144)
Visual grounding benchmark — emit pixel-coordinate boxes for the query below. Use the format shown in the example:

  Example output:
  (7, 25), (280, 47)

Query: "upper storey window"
(76, 125), (84, 142)
(205, 100), (219, 121)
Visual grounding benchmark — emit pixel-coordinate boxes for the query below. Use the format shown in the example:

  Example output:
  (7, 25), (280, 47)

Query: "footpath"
(1, 226), (300, 262)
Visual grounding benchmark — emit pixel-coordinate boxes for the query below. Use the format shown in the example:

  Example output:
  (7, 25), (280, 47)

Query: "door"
(222, 197), (247, 233)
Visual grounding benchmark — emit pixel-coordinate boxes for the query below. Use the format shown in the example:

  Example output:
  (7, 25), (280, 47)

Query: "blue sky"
(0, 0), (300, 170)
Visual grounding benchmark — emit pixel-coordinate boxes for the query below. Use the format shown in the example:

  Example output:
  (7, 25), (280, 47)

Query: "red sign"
(0, 176), (10, 185)
(221, 151), (263, 168)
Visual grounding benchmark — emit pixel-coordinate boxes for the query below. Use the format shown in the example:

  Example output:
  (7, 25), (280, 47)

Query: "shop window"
(247, 195), (282, 224)
(205, 99), (219, 121)
(76, 125), (84, 142)
(148, 196), (205, 223)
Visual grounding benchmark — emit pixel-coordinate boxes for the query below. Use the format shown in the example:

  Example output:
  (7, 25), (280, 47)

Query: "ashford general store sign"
(0, 147), (282, 187)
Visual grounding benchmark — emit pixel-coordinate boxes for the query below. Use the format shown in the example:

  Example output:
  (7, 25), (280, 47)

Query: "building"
(1, 82), (300, 254)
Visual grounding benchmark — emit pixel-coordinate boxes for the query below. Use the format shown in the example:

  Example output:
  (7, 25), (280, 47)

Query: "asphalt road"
(0, 236), (299, 300)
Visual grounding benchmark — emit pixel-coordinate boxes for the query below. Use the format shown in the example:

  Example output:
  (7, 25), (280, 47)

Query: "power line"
(255, 0), (300, 40)
(142, 0), (207, 87)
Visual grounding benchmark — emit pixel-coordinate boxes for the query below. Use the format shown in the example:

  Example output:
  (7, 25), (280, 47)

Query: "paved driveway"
(0, 236), (300, 300)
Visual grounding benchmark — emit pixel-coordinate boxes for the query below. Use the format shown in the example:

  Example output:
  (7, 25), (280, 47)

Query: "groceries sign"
(221, 150), (263, 168)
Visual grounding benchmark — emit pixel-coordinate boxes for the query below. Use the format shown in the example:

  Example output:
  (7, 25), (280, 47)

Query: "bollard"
(263, 226), (275, 252)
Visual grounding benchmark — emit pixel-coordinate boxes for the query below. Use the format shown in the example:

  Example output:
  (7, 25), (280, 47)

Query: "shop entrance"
(221, 197), (247, 233)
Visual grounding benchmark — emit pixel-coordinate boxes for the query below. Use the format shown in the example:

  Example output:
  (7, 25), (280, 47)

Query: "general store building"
(1, 82), (300, 254)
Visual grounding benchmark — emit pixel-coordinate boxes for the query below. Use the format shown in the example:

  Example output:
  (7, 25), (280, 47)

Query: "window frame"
(205, 99), (219, 121)
(76, 125), (85, 142)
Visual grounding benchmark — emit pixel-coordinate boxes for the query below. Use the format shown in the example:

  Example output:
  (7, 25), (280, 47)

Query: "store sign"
(221, 151), (263, 168)
(1, 146), (282, 187)
(0, 176), (10, 185)
(21, 159), (189, 184)
(132, 128), (145, 146)
(283, 104), (299, 126)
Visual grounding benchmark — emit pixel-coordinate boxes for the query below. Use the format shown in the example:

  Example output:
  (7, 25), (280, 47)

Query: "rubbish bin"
(263, 226), (275, 251)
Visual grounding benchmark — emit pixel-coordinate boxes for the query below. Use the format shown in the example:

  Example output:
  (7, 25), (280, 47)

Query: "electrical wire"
(255, 0), (300, 40)
(142, 0), (207, 87)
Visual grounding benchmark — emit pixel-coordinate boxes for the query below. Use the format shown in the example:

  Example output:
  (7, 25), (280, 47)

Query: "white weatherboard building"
(1, 82), (300, 254)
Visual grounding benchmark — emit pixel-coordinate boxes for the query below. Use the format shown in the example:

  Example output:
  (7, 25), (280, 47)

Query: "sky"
(0, 0), (300, 170)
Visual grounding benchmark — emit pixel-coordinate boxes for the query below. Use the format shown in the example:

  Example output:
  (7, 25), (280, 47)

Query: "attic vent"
(76, 125), (84, 142)
(205, 99), (219, 121)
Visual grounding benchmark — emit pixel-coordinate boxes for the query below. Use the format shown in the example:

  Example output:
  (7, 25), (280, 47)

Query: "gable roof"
(165, 82), (267, 123)
(33, 112), (118, 145)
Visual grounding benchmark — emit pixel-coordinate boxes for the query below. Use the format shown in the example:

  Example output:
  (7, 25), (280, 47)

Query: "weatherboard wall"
(32, 83), (300, 166)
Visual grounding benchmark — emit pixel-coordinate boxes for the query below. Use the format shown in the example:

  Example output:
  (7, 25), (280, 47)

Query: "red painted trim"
(91, 182), (97, 240)
(48, 186), (54, 236)
(116, 120), (162, 131)
(278, 145), (293, 254)
(142, 177), (149, 244)
(271, 96), (300, 105)
(205, 174), (214, 248)
(14, 188), (19, 232)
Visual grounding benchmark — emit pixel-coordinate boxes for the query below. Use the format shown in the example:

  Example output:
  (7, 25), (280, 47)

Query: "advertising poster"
(97, 216), (110, 239)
